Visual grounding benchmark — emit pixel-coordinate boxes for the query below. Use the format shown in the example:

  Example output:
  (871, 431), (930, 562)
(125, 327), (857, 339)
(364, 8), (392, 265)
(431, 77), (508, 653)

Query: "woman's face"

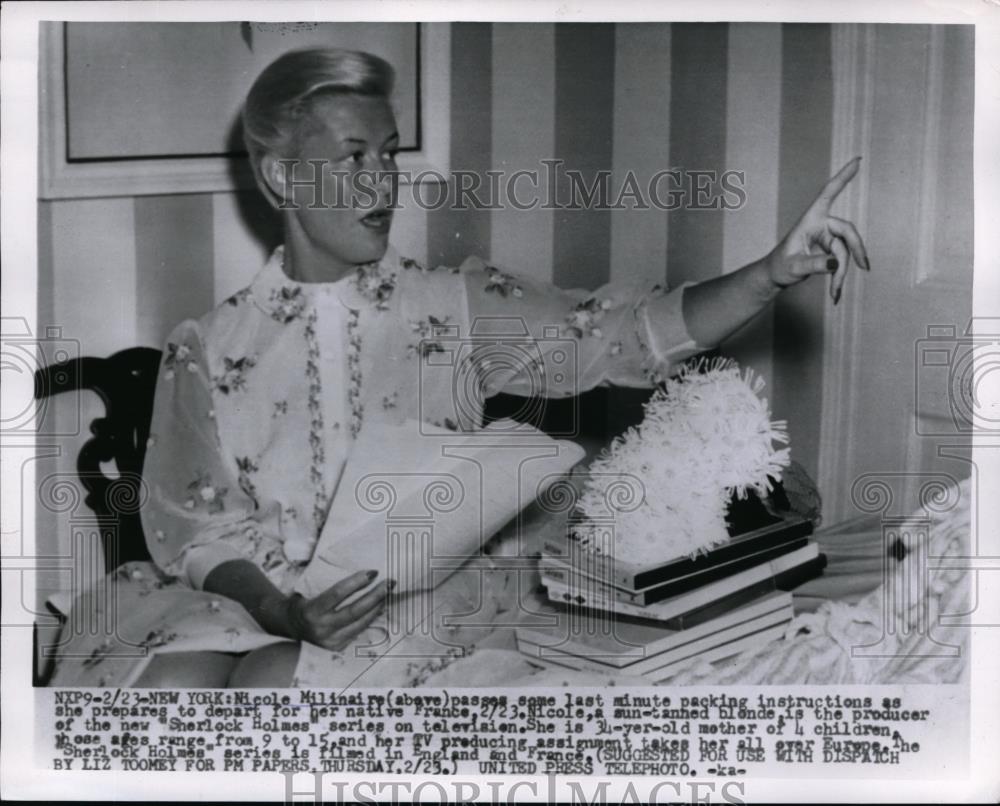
(282, 94), (399, 270)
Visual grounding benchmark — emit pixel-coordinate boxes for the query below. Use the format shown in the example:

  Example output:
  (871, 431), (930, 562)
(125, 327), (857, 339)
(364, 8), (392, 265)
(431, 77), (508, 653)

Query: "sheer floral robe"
(49, 245), (703, 687)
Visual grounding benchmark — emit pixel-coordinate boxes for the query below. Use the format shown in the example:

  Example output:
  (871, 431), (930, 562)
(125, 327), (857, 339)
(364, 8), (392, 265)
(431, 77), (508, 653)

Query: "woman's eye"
(351, 151), (365, 164)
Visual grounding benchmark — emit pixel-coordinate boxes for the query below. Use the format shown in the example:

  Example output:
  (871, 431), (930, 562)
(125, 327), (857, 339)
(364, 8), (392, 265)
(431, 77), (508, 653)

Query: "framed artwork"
(39, 21), (450, 198)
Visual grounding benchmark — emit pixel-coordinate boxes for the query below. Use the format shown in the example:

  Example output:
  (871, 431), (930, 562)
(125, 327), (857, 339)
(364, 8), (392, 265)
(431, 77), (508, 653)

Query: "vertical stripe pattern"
(134, 194), (215, 348)
(720, 23), (783, 390)
(609, 23), (672, 288)
(552, 23), (616, 291)
(211, 189), (281, 305)
(666, 23), (729, 289)
(426, 22), (492, 268)
(490, 23), (556, 281)
(772, 23), (835, 481)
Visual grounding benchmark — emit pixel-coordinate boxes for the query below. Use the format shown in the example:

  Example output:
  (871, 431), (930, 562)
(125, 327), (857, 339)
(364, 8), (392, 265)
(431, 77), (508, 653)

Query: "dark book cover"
(544, 515), (814, 590)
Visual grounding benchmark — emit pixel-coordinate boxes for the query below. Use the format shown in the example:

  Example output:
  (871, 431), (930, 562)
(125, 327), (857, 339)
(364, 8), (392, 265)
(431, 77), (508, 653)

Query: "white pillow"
(295, 419), (585, 595)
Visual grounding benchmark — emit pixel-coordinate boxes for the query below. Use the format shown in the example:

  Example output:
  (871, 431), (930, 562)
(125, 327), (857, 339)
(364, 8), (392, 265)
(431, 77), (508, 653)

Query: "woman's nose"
(373, 154), (397, 181)
(371, 159), (398, 199)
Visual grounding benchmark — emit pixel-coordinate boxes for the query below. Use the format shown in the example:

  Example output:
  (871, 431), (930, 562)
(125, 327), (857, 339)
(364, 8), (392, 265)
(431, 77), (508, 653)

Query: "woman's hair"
(242, 48), (395, 196)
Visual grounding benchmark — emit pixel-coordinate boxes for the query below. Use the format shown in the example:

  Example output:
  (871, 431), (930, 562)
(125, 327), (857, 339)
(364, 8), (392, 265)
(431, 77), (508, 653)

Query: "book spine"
(542, 517), (813, 589)
(516, 590), (792, 663)
(633, 519), (814, 589)
(520, 610), (792, 677)
(520, 621), (791, 682)
(774, 553), (827, 589)
(542, 547), (822, 621)
(647, 622), (790, 682)
(664, 579), (784, 630)
(627, 538), (808, 605)
(540, 541), (816, 605)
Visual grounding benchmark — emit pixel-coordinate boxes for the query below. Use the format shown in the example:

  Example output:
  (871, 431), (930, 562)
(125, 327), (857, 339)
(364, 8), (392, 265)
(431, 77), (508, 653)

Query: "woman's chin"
(356, 229), (391, 260)
(333, 237), (389, 267)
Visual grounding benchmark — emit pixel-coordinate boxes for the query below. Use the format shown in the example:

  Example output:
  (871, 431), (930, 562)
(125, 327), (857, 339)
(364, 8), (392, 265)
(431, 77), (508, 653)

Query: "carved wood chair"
(33, 347), (161, 685)
(34, 347), (162, 572)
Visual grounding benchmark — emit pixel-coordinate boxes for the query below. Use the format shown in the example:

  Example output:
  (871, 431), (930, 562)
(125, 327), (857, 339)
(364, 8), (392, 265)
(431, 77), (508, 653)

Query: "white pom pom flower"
(575, 358), (790, 565)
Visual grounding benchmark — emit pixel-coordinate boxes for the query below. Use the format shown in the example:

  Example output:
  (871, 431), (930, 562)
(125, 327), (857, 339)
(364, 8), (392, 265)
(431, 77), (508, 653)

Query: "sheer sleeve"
(459, 256), (711, 398)
(140, 321), (268, 590)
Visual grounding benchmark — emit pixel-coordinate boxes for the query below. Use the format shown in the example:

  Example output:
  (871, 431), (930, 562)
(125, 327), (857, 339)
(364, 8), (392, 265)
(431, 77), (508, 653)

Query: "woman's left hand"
(764, 156), (871, 304)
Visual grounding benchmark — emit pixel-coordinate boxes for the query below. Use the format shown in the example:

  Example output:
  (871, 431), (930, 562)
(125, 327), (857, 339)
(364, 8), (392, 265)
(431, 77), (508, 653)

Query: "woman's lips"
(359, 209), (393, 232)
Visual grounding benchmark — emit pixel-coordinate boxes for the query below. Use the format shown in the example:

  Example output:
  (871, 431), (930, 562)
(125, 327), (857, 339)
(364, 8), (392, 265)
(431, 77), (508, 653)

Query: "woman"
(49, 47), (868, 688)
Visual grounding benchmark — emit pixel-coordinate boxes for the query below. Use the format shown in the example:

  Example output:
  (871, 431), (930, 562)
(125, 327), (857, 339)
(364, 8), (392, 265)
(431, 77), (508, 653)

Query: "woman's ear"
(257, 152), (288, 209)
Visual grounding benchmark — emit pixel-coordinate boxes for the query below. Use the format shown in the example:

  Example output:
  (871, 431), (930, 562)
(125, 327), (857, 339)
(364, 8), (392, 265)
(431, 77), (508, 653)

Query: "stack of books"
(517, 493), (826, 681)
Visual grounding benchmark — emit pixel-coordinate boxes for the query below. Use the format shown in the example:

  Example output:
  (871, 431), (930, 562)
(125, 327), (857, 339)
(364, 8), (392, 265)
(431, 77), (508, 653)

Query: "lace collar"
(250, 244), (402, 322)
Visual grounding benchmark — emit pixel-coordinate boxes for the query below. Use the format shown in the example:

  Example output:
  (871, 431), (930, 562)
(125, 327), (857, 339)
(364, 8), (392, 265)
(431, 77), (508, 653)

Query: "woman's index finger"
(313, 569), (378, 610)
(813, 156), (862, 210)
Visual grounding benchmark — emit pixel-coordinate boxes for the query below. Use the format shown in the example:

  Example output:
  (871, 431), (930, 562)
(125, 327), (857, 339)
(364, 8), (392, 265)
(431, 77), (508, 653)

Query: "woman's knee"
(227, 641), (300, 687)
(134, 651), (237, 688)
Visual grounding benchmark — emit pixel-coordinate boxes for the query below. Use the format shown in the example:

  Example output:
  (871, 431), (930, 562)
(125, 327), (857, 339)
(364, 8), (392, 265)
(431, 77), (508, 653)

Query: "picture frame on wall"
(38, 21), (450, 199)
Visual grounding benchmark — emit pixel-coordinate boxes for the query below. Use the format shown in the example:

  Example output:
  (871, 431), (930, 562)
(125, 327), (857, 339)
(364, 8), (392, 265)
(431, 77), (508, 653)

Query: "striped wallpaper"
(36, 22), (838, 589)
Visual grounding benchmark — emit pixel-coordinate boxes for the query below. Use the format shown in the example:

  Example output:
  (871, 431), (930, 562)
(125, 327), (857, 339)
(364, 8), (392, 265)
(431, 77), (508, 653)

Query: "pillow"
(294, 419), (585, 595)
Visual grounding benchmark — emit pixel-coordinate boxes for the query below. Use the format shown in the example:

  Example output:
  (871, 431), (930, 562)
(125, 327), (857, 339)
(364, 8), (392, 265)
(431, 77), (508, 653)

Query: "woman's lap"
(45, 554), (534, 687)
(133, 651), (238, 688)
(47, 562), (290, 687)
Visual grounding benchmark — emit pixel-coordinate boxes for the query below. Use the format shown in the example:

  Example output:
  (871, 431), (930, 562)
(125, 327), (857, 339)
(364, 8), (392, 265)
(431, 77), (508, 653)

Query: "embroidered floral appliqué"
(235, 456), (260, 503)
(268, 286), (307, 323)
(184, 471), (228, 514)
(303, 309), (329, 532)
(566, 297), (612, 338)
(355, 264), (396, 311)
(483, 266), (523, 298)
(224, 287), (252, 308)
(212, 355), (257, 394)
(262, 547), (285, 572)
(140, 629), (178, 650)
(407, 315), (451, 359)
(82, 639), (115, 669)
(163, 342), (197, 380)
(401, 256), (433, 272)
(345, 309), (365, 437)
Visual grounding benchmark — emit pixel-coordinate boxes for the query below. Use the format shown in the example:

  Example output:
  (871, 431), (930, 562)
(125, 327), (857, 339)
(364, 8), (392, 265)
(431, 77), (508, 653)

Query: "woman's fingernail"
(387, 579), (397, 591)
(367, 569), (378, 581)
(834, 287), (842, 305)
(827, 257), (839, 272)
(863, 256), (871, 271)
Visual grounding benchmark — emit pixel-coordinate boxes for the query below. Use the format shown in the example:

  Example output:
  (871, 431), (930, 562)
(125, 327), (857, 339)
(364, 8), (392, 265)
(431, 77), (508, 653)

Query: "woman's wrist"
(748, 255), (784, 303)
(255, 591), (301, 639)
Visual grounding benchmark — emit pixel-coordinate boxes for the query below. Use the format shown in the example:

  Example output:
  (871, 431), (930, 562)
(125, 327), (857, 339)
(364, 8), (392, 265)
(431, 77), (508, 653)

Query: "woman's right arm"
(141, 321), (388, 650)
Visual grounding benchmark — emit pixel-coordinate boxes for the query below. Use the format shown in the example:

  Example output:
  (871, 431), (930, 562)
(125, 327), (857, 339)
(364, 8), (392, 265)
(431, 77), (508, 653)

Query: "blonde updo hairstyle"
(242, 48), (395, 205)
